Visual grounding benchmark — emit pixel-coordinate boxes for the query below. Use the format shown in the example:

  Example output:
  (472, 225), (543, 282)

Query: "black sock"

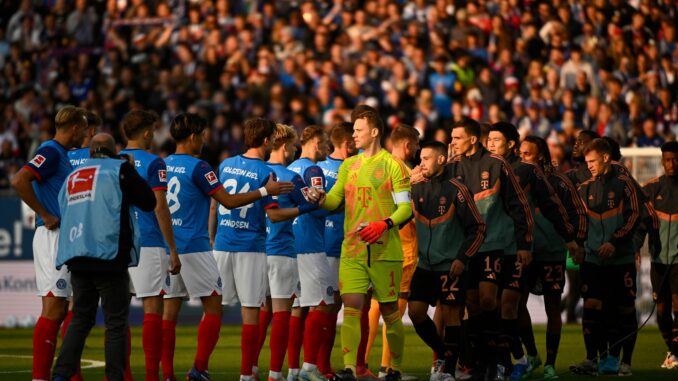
(508, 318), (525, 360)
(621, 310), (638, 365)
(459, 318), (471, 368)
(482, 310), (501, 367)
(413, 317), (447, 359)
(545, 333), (561, 366)
(444, 325), (461, 373)
(657, 304), (672, 351)
(519, 313), (538, 357)
(583, 308), (602, 360)
(498, 319), (513, 368)
(605, 306), (622, 358)
(672, 311), (678, 356)
(466, 315), (481, 369)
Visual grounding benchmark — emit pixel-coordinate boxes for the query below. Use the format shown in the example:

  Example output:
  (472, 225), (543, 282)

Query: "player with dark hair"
(318, 105), (412, 381)
(317, 122), (357, 376)
(409, 141), (486, 380)
(161, 113), (292, 381)
(211, 118), (302, 381)
(570, 138), (641, 376)
(119, 109), (181, 381)
(518, 136), (588, 379)
(445, 118), (532, 381)
(12, 105), (88, 381)
(485, 122), (576, 380)
(639, 141), (678, 370)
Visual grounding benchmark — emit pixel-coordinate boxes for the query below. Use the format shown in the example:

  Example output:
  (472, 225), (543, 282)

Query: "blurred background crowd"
(0, 0), (677, 188)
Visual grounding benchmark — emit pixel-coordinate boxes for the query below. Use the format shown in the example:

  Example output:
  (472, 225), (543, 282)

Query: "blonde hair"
(272, 123), (298, 149)
(55, 105), (88, 130)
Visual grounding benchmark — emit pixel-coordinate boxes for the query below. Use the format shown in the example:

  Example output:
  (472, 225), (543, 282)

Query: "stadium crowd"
(1, 0), (678, 188)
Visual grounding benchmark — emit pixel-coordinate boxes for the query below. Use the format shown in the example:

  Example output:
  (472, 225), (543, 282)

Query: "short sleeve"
(147, 157), (168, 191)
(192, 161), (221, 196)
(260, 169), (278, 210)
(303, 165), (326, 190)
(24, 146), (62, 182)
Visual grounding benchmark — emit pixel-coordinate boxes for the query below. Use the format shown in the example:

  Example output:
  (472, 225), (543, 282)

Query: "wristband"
(384, 218), (394, 230)
(258, 187), (268, 197)
(298, 203), (318, 215)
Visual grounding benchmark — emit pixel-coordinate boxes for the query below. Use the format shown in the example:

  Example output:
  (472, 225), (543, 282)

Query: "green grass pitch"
(0, 324), (673, 380)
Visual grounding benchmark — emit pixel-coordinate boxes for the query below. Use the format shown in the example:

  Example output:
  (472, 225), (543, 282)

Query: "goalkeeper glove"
(358, 218), (393, 244)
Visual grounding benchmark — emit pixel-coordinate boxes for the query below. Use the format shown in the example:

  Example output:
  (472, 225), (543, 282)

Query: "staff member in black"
(52, 133), (156, 381)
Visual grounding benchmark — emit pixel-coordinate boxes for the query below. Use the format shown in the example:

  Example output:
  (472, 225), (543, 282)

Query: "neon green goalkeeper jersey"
(323, 149), (412, 262)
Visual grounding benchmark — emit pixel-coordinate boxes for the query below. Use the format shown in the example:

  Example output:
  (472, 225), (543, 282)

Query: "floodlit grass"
(0, 324), (672, 380)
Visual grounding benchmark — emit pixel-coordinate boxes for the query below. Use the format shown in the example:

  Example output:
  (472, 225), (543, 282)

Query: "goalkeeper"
(317, 105), (412, 381)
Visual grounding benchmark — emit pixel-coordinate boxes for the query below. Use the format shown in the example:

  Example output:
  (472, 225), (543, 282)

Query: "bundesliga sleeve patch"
(205, 171), (218, 185)
(311, 176), (323, 188)
(30, 154), (46, 167)
(300, 186), (310, 201)
(158, 169), (167, 183)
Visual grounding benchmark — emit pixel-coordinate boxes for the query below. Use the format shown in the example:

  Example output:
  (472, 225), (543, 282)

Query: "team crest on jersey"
(439, 196), (446, 205)
(205, 171), (218, 185)
(607, 192), (615, 208)
(30, 154), (46, 168)
(657, 195), (663, 201)
(158, 169), (167, 182)
(311, 176), (323, 188)
(66, 166), (99, 205)
(373, 168), (384, 180)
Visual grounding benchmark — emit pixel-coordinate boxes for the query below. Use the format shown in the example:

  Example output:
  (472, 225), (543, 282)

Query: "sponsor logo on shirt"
(30, 154), (46, 168)
(205, 171), (218, 185)
(158, 169), (167, 182)
(66, 166), (99, 205)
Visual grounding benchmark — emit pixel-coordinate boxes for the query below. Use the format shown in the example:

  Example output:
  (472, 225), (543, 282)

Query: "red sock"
(288, 315), (304, 370)
(161, 320), (177, 381)
(269, 311), (291, 373)
(318, 312), (338, 373)
(356, 303), (370, 368)
(194, 313), (221, 372)
(254, 310), (272, 367)
(302, 311), (321, 365)
(33, 316), (60, 380)
(142, 313), (162, 381)
(241, 324), (259, 376)
(125, 326), (134, 381)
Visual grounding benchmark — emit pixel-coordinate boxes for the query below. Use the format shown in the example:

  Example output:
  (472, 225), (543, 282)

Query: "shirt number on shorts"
(218, 179), (253, 218)
(544, 265), (564, 282)
(167, 177), (181, 214)
(439, 274), (460, 299)
(484, 256), (501, 273)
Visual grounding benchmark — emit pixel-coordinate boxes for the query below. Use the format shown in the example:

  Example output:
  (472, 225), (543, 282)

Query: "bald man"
(52, 133), (156, 381)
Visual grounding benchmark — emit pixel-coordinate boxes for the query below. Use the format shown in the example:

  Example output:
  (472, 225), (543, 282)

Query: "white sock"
(269, 370), (282, 379)
(302, 363), (317, 372)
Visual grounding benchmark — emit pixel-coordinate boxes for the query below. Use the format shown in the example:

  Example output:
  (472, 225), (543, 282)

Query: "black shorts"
(467, 250), (502, 289)
(650, 263), (678, 301)
(501, 254), (528, 292)
(580, 262), (637, 307)
(527, 260), (566, 295)
(409, 267), (467, 306)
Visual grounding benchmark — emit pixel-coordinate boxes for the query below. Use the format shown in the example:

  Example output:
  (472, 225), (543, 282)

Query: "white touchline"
(0, 354), (105, 373)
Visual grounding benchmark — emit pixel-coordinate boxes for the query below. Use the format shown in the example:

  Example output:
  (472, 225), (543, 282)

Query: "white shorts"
(215, 251), (267, 307)
(266, 255), (300, 300)
(298, 252), (335, 307)
(165, 252), (222, 299)
(34, 226), (71, 297)
(326, 256), (340, 291)
(129, 247), (170, 298)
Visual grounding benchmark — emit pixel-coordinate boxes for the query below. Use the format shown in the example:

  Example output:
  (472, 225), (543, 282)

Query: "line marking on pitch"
(0, 354), (105, 373)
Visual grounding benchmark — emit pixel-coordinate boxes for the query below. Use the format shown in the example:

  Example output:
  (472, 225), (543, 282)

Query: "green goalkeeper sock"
(342, 307), (362, 369)
(383, 310), (405, 371)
